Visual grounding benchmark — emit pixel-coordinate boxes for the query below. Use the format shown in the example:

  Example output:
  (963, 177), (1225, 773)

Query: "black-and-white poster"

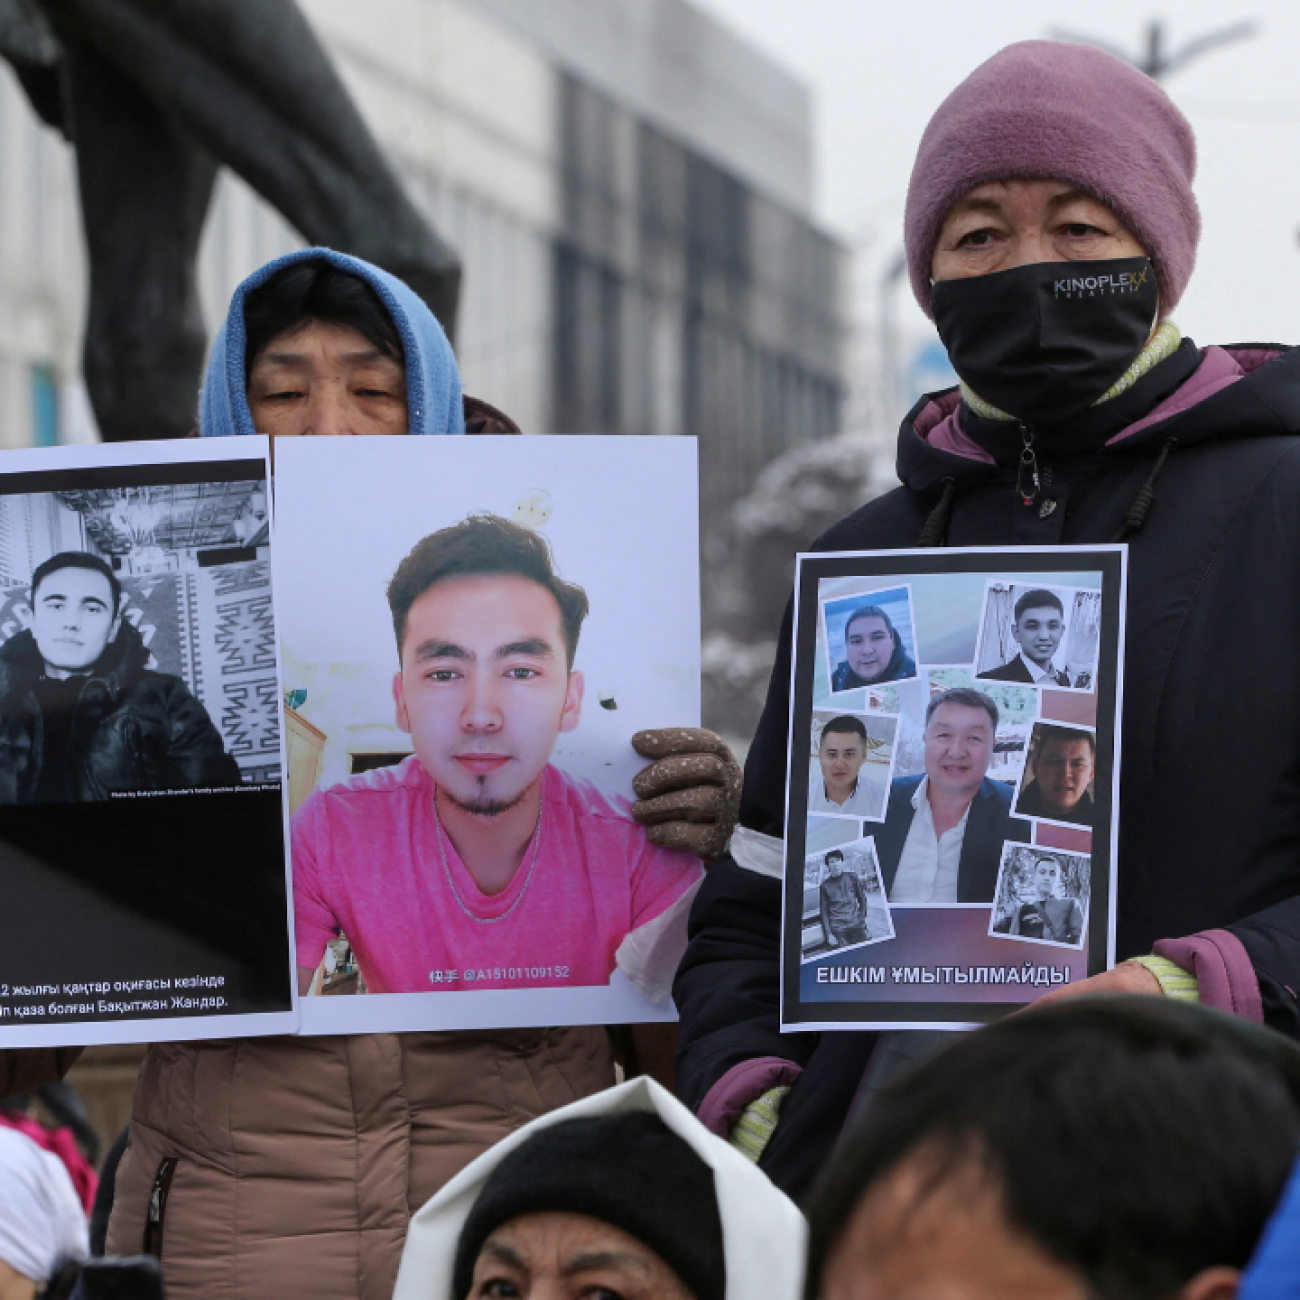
(0, 439), (294, 1047)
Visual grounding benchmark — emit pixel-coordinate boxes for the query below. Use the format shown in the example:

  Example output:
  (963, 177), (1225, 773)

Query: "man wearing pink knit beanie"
(674, 39), (1300, 1204)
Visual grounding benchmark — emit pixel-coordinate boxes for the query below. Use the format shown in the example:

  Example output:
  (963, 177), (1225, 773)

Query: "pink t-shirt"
(292, 756), (703, 993)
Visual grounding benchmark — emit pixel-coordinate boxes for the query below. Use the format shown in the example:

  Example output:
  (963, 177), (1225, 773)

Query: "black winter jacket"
(676, 339), (1300, 1201)
(0, 620), (242, 802)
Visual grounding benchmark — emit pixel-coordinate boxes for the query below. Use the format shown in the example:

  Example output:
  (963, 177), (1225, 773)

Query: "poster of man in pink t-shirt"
(273, 437), (705, 1035)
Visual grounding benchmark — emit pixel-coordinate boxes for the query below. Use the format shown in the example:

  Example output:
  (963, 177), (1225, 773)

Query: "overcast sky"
(693, 0), (1300, 378)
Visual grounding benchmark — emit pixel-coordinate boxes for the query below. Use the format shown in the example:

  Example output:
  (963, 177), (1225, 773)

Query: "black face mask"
(931, 257), (1160, 426)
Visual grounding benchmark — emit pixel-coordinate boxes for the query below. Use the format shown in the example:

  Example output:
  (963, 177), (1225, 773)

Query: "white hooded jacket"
(0, 1127), (87, 1285)
(392, 1076), (807, 1300)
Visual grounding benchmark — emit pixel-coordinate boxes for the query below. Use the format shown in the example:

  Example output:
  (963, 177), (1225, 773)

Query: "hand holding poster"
(782, 546), (1126, 1029)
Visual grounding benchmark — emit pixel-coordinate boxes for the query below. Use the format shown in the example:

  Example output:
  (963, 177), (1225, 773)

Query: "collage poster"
(781, 546), (1127, 1030)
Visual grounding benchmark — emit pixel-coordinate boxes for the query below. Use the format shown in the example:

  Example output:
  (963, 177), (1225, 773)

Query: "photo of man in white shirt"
(873, 688), (1027, 904)
(806, 713), (891, 820)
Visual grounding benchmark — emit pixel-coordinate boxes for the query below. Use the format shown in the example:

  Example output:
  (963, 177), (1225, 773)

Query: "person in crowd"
(1016, 726), (1096, 826)
(1, 247), (741, 1300)
(807, 716), (884, 818)
(674, 38), (1300, 1203)
(830, 606), (915, 691)
(818, 851), (868, 950)
(875, 688), (1025, 904)
(0, 1126), (88, 1300)
(979, 589), (1071, 686)
(1239, 1152), (1300, 1300)
(0, 551), (241, 804)
(805, 999), (1300, 1300)
(994, 854), (1084, 945)
(0, 1089), (97, 1218)
(391, 1076), (806, 1300)
(293, 514), (703, 995)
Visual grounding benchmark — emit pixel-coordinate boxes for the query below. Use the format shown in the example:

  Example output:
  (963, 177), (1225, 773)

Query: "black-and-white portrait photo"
(1014, 722), (1097, 829)
(806, 710), (898, 822)
(0, 484), (279, 804)
(990, 844), (1090, 949)
(801, 836), (894, 962)
(975, 582), (1101, 693)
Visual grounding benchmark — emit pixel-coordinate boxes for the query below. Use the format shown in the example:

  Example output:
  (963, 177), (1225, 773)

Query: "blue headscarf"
(198, 247), (465, 437)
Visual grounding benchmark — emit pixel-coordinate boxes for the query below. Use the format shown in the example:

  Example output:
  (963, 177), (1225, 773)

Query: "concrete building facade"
(0, 0), (848, 513)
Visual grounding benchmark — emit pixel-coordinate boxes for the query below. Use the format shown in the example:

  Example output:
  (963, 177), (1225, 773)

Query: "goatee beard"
(442, 777), (527, 819)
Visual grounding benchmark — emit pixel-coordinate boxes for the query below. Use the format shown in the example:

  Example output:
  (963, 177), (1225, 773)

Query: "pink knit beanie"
(905, 40), (1200, 319)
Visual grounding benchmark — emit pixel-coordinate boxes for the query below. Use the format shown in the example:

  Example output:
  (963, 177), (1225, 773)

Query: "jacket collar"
(0, 620), (149, 698)
(898, 341), (1300, 495)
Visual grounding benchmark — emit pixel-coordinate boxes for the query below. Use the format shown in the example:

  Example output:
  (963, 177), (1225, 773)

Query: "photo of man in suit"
(874, 688), (1027, 904)
(979, 589), (1071, 687)
(1016, 725), (1096, 827)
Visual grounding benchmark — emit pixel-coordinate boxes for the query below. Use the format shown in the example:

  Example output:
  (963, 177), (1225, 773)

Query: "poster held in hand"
(272, 436), (703, 1035)
(781, 546), (1126, 1031)
(0, 437), (295, 1048)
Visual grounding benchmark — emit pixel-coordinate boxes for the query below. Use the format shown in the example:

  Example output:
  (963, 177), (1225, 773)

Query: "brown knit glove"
(630, 728), (742, 861)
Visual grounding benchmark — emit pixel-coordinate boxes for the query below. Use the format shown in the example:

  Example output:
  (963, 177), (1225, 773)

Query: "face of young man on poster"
(922, 701), (993, 803)
(845, 615), (894, 684)
(819, 728), (867, 802)
(392, 573), (584, 817)
(31, 567), (121, 678)
(1036, 737), (1095, 816)
(1034, 857), (1064, 902)
(1011, 604), (1064, 669)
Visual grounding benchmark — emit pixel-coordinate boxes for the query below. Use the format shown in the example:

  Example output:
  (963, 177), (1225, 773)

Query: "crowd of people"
(4, 34), (1300, 1300)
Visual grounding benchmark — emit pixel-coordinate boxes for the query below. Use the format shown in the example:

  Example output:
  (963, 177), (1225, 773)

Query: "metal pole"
(1049, 19), (1256, 81)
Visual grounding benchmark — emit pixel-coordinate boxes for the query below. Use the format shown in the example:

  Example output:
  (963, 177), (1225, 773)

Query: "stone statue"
(0, 0), (461, 442)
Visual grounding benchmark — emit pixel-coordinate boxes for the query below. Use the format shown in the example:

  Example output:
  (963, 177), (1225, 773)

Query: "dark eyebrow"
(412, 639), (471, 662)
(948, 195), (1006, 217)
(496, 638), (554, 660)
(562, 1250), (651, 1277)
(479, 1240), (527, 1271)
(1044, 187), (1095, 213)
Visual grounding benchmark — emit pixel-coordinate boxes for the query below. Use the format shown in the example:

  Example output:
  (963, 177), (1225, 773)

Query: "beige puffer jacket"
(82, 1027), (613, 1300)
(102, 1029), (613, 1300)
(2, 1029), (613, 1298)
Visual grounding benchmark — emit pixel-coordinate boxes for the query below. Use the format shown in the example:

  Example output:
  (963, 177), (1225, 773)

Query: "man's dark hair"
(824, 849), (845, 866)
(844, 604), (899, 647)
(805, 998), (1300, 1300)
(1013, 588), (1064, 622)
(31, 552), (121, 615)
(925, 686), (998, 730)
(243, 259), (404, 381)
(820, 715), (868, 745)
(1036, 724), (1097, 757)
(387, 514), (589, 666)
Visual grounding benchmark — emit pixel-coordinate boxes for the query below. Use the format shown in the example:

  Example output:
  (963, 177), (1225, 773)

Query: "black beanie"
(452, 1110), (726, 1300)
